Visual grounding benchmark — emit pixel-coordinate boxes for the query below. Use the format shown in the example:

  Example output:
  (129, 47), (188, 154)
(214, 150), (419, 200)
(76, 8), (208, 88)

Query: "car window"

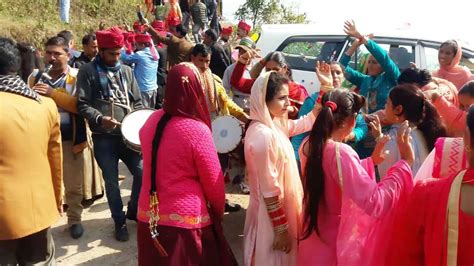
(355, 43), (415, 71)
(424, 46), (474, 73)
(424, 47), (440, 72)
(279, 40), (345, 72)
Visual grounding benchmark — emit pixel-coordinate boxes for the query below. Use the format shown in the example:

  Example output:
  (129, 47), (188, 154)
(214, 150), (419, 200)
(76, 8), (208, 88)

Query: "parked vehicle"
(255, 24), (474, 94)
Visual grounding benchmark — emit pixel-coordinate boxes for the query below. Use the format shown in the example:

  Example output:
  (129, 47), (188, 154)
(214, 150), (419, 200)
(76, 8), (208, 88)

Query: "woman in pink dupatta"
(422, 80), (474, 137)
(298, 89), (415, 265)
(433, 40), (473, 90)
(243, 71), (318, 266)
(387, 106), (474, 266)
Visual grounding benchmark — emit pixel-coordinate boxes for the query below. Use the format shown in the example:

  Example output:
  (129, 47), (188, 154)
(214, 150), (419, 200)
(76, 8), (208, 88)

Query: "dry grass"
(0, 0), (146, 48)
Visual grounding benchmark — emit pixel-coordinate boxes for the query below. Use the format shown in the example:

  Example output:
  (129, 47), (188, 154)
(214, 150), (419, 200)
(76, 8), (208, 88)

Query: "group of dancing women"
(138, 20), (473, 265)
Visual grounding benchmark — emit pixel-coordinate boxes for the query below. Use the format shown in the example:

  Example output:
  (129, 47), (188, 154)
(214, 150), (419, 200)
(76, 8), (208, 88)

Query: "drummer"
(77, 28), (143, 242)
(191, 44), (249, 123)
(191, 44), (250, 210)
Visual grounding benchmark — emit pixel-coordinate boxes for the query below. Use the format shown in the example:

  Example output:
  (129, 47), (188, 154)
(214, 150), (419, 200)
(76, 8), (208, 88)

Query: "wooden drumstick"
(110, 99), (115, 121)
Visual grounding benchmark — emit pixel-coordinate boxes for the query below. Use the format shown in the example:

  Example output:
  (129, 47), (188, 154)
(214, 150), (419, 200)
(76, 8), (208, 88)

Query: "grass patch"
(0, 0), (145, 48)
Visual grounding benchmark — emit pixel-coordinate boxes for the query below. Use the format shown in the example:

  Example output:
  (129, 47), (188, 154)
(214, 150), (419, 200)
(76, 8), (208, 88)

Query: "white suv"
(256, 24), (474, 94)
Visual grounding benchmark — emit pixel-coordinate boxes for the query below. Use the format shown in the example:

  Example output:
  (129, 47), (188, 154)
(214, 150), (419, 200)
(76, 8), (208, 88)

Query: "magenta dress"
(298, 140), (414, 265)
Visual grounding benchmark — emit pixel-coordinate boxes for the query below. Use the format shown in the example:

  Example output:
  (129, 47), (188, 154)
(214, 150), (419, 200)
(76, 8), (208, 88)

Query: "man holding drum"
(77, 28), (143, 242)
(191, 44), (249, 211)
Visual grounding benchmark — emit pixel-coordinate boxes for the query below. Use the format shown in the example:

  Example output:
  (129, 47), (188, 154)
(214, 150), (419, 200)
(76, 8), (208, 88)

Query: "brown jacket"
(149, 28), (194, 70)
(0, 92), (63, 240)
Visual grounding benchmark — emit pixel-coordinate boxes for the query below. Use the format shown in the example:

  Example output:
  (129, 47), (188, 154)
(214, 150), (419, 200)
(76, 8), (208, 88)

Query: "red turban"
(135, 34), (152, 44)
(168, 16), (181, 27)
(122, 32), (135, 54)
(133, 21), (145, 33)
(151, 20), (165, 31)
(221, 26), (233, 35)
(238, 21), (251, 32)
(96, 29), (124, 49)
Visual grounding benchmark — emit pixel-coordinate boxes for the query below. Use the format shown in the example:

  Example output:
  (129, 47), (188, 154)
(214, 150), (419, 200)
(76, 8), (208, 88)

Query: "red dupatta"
(163, 63), (211, 129)
(387, 169), (474, 266)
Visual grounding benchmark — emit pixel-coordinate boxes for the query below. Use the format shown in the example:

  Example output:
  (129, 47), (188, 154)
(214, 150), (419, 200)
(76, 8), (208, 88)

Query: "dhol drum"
(212, 115), (244, 154)
(121, 108), (155, 152)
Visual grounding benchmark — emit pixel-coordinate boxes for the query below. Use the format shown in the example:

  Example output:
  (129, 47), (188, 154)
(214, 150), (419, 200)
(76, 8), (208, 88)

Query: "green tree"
(235, 0), (308, 27)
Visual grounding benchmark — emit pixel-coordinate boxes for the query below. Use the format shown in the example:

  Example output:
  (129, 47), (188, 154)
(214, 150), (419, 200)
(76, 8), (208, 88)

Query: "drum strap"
(213, 79), (221, 114)
(148, 112), (172, 257)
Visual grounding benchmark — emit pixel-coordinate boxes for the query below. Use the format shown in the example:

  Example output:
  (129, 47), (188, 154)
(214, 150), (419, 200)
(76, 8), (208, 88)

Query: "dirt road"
(52, 163), (249, 265)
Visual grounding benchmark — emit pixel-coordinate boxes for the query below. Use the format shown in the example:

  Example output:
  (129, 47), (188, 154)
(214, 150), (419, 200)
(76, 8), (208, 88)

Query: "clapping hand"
(315, 61), (333, 88)
(397, 121), (415, 165)
(344, 20), (363, 39)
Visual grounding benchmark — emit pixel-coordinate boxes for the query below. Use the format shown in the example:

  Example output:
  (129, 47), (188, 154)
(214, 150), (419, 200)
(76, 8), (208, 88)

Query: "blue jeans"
(92, 134), (142, 225)
(59, 0), (70, 23)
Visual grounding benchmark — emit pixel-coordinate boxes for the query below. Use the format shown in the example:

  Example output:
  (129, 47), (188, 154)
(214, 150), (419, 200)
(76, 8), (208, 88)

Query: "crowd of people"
(0, 2), (473, 265)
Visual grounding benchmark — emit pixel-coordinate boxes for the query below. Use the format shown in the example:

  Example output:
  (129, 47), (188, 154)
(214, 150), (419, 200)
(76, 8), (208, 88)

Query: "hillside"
(0, 0), (146, 48)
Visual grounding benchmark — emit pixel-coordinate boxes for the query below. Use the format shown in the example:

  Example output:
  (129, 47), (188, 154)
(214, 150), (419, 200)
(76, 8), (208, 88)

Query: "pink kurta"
(298, 140), (414, 265)
(137, 109), (225, 229)
(243, 72), (315, 266)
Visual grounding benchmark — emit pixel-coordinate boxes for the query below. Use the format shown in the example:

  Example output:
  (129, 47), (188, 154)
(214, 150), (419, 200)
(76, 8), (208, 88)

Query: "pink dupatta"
(335, 143), (414, 265)
(433, 40), (473, 90)
(415, 137), (467, 181)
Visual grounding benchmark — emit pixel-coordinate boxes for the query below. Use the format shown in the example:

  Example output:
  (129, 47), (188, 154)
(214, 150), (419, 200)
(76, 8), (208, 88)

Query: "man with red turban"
(121, 33), (159, 108)
(237, 21), (251, 39)
(219, 26), (233, 62)
(76, 28), (144, 242)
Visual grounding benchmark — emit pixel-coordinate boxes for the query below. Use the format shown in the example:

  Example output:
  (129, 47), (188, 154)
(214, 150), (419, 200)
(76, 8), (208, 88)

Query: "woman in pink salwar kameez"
(298, 89), (415, 265)
(433, 40), (473, 90)
(243, 71), (318, 266)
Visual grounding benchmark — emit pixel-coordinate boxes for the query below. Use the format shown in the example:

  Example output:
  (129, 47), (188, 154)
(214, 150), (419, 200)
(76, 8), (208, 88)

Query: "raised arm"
(146, 25), (173, 46)
(344, 20), (400, 81)
(338, 144), (413, 218)
(249, 59), (265, 79)
(339, 39), (366, 87)
(363, 38), (400, 81)
(288, 100), (321, 137)
(230, 61), (255, 94)
(431, 94), (466, 135)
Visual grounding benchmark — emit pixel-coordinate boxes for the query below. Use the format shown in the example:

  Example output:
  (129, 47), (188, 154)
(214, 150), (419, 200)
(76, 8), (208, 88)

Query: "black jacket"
(76, 62), (143, 135)
(209, 42), (231, 79)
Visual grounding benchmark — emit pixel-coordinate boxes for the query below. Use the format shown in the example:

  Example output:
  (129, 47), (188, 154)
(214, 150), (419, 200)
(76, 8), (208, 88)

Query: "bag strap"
(446, 170), (465, 266)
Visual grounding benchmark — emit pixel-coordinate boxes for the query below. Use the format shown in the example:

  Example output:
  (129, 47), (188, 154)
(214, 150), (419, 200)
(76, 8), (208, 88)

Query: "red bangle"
(268, 207), (284, 219)
(272, 217), (288, 227)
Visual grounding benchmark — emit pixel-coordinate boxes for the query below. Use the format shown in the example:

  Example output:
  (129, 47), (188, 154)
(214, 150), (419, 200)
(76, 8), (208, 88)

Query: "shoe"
(232, 174), (244, 185)
(126, 211), (137, 222)
(240, 182), (250, 194)
(81, 199), (94, 208)
(225, 201), (241, 212)
(115, 223), (129, 242)
(69, 224), (84, 239)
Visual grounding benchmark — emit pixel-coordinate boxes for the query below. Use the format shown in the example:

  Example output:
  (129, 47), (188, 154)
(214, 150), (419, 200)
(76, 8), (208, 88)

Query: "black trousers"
(0, 227), (55, 265)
